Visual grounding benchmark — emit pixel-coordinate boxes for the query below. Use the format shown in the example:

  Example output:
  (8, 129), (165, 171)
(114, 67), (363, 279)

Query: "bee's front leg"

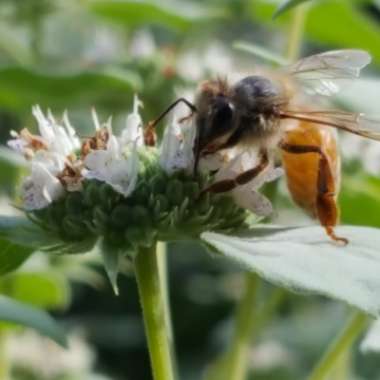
(279, 141), (348, 245)
(200, 150), (269, 194)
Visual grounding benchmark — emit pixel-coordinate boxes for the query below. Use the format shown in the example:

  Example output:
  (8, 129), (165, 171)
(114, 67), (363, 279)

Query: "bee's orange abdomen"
(281, 121), (340, 219)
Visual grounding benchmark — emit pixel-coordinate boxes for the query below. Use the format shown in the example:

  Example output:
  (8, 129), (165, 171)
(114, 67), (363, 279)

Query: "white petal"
(7, 138), (28, 154)
(32, 105), (55, 143)
(233, 189), (273, 216)
(63, 111), (81, 150)
(202, 226), (380, 316)
(22, 162), (64, 210)
(91, 108), (101, 131)
(83, 150), (110, 180)
(121, 95), (144, 147)
(107, 147), (139, 197)
(361, 319), (380, 353)
(159, 119), (193, 174)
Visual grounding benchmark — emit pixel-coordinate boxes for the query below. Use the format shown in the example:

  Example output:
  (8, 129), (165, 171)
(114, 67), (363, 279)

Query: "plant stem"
(307, 311), (370, 380)
(286, 4), (308, 61)
(135, 244), (176, 380)
(157, 241), (178, 377)
(0, 330), (9, 380)
(225, 273), (260, 380)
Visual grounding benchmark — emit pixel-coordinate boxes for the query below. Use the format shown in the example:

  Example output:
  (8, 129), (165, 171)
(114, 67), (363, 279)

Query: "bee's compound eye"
(212, 98), (234, 127)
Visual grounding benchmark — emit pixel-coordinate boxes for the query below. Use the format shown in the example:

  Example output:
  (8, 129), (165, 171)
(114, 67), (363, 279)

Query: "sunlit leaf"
(0, 295), (67, 347)
(202, 226), (380, 316)
(0, 66), (142, 112)
(273, 0), (312, 18)
(0, 239), (33, 275)
(0, 272), (70, 309)
(89, 0), (224, 30)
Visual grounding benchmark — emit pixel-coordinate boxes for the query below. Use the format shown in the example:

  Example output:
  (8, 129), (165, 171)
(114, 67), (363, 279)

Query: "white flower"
(84, 135), (139, 197)
(159, 117), (195, 175)
(32, 106), (80, 156)
(22, 161), (64, 210)
(361, 319), (380, 353)
(120, 94), (144, 147)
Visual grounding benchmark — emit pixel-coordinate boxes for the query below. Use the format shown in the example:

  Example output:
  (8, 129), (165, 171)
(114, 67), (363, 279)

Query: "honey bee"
(146, 50), (380, 244)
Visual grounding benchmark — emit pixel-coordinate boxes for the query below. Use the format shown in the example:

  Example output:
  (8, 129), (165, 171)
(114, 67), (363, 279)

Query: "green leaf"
(89, 0), (224, 31)
(0, 295), (67, 347)
(0, 66), (142, 112)
(202, 225), (380, 316)
(233, 41), (289, 66)
(273, 0), (312, 18)
(0, 239), (33, 276)
(0, 272), (70, 309)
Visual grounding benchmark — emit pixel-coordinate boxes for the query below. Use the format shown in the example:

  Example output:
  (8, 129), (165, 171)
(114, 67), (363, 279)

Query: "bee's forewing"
(279, 109), (380, 141)
(285, 50), (372, 96)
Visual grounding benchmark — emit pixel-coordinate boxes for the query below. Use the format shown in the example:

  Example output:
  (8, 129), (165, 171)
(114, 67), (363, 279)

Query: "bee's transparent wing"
(285, 50), (371, 96)
(280, 109), (380, 141)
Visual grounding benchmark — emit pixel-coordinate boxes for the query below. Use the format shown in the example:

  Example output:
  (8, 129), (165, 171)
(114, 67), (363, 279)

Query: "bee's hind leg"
(316, 153), (348, 246)
(280, 141), (348, 246)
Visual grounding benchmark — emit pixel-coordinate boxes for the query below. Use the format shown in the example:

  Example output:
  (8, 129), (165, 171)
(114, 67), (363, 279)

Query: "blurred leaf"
(0, 216), (61, 249)
(251, 0), (380, 65)
(202, 225), (380, 316)
(0, 66), (142, 112)
(0, 239), (33, 276)
(340, 175), (380, 228)
(0, 215), (97, 255)
(0, 272), (70, 309)
(233, 41), (289, 66)
(89, 0), (224, 30)
(0, 295), (67, 347)
(273, 0), (312, 18)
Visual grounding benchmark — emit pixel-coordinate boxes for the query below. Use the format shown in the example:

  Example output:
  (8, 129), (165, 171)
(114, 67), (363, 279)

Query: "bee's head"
(193, 79), (236, 170)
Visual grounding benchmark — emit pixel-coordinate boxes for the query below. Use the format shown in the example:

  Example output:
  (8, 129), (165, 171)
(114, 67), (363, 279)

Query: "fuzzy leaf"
(202, 226), (380, 316)
(0, 295), (67, 347)
(273, 0), (312, 18)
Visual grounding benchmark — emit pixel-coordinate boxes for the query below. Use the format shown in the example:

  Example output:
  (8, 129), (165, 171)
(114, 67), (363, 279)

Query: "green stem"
(135, 244), (176, 380)
(0, 330), (9, 380)
(307, 311), (370, 380)
(225, 273), (260, 380)
(157, 241), (178, 378)
(286, 4), (308, 61)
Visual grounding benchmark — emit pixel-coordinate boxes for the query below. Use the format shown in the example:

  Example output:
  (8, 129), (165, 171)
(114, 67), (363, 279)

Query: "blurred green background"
(1, 0), (380, 379)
